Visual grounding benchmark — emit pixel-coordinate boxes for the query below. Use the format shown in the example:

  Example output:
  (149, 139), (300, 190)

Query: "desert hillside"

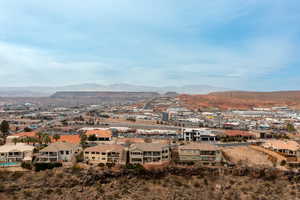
(179, 91), (300, 110)
(0, 166), (299, 200)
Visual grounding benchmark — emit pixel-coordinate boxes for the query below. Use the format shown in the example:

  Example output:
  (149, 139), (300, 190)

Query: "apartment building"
(84, 144), (125, 165)
(178, 143), (223, 165)
(129, 143), (170, 165)
(37, 142), (81, 163)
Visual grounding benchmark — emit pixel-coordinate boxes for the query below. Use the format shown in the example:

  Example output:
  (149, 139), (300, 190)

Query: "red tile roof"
(51, 135), (81, 144)
(11, 131), (36, 137)
(224, 130), (254, 137)
(85, 129), (112, 138)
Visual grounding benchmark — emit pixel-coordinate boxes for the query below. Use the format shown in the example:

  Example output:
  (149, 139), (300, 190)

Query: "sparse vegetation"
(0, 166), (299, 200)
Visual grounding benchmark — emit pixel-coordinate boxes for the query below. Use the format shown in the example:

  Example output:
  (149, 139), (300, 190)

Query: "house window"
(96, 152), (100, 154)
(66, 151), (69, 155)
(101, 152), (106, 155)
(91, 152), (95, 154)
(60, 151), (64, 155)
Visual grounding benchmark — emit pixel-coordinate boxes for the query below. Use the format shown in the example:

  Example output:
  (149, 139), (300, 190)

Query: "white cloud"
(0, 0), (298, 90)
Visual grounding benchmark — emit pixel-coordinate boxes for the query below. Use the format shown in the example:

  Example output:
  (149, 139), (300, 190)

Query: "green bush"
(106, 163), (115, 168)
(21, 162), (32, 170)
(124, 163), (145, 172)
(34, 162), (62, 171)
(75, 152), (84, 162)
(98, 163), (105, 167)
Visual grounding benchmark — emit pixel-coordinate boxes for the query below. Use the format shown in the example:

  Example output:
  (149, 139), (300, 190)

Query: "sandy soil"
(222, 146), (273, 167)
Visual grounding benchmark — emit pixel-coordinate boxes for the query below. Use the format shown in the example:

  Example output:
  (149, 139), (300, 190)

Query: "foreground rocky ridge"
(1, 166), (300, 200)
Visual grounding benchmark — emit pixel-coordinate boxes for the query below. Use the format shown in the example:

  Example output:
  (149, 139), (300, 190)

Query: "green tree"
(287, 123), (296, 132)
(23, 127), (32, 132)
(80, 133), (87, 146)
(12, 137), (19, 145)
(29, 137), (38, 145)
(88, 134), (97, 141)
(53, 134), (61, 142)
(36, 132), (44, 145)
(0, 120), (10, 135)
(42, 134), (51, 145)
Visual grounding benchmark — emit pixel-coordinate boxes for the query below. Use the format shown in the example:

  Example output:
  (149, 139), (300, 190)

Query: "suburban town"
(1, 92), (300, 170)
(1, 0), (300, 199)
(1, 91), (300, 199)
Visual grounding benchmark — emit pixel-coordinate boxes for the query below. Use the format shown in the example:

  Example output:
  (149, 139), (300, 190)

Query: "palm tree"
(42, 134), (51, 145)
(12, 137), (19, 145)
(53, 134), (60, 142)
(29, 137), (38, 146)
(35, 132), (44, 145)
(80, 133), (87, 147)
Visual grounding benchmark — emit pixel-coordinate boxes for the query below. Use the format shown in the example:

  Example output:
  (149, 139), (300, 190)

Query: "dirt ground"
(222, 146), (274, 167)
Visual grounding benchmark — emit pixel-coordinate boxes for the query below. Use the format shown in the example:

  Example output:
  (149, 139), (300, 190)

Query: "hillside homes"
(178, 143), (223, 165)
(37, 142), (81, 163)
(0, 143), (34, 163)
(129, 143), (171, 165)
(262, 140), (300, 158)
(84, 144), (125, 165)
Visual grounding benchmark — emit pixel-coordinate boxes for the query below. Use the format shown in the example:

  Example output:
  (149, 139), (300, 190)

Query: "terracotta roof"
(85, 129), (112, 138)
(84, 144), (124, 153)
(224, 130), (254, 137)
(116, 138), (145, 144)
(178, 143), (219, 151)
(11, 131), (36, 137)
(52, 135), (81, 144)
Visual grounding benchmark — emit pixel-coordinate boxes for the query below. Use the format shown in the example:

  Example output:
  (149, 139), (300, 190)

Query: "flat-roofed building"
(182, 128), (220, 142)
(178, 143), (223, 165)
(129, 143), (170, 165)
(84, 144), (125, 165)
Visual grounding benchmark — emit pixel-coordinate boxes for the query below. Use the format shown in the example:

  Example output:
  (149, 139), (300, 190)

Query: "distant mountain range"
(0, 83), (229, 97)
(180, 90), (300, 110)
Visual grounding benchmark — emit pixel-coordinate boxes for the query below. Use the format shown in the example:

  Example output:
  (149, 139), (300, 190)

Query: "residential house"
(37, 142), (81, 163)
(262, 140), (300, 158)
(85, 129), (112, 143)
(182, 128), (220, 142)
(84, 144), (125, 165)
(222, 130), (255, 141)
(129, 143), (170, 165)
(0, 143), (34, 163)
(177, 143), (223, 165)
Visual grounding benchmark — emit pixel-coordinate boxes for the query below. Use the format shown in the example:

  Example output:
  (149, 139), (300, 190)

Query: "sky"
(0, 0), (299, 91)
